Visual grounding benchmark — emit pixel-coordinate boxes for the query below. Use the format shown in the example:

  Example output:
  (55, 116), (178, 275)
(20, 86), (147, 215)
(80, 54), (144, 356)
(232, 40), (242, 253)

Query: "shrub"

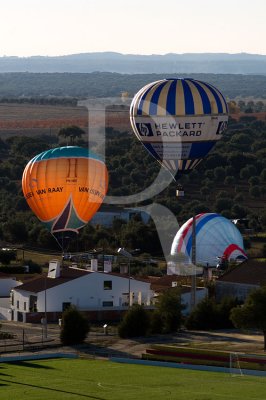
(60, 306), (90, 345)
(185, 296), (240, 330)
(150, 310), (163, 334)
(185, 297), (218, 330)
(118, 305), (150, 338)
(156, 288), (183, 333)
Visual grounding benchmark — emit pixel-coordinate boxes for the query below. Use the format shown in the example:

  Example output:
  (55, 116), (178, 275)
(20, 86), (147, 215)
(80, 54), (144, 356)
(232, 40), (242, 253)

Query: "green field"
(0, 358), (265, 400)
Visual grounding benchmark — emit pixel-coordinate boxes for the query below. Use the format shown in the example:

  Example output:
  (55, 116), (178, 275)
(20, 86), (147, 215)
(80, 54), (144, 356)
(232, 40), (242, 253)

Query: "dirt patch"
(80, 329), (265, 358)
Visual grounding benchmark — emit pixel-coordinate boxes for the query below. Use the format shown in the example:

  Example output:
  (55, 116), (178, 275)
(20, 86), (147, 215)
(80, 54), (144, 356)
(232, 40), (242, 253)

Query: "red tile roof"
(15, 267), (91, 293)
(14, 267), (150, 294)
(217, 258), (266, 286)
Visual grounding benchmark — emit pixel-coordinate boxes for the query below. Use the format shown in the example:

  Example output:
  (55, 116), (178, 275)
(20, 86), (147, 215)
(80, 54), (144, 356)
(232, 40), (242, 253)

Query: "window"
(29, 295), (37, 312)
(17, 301), (19, 309)
(102, 301), (113, 307)
(104, 280), (112, 290)
(24, 302), (27, 311)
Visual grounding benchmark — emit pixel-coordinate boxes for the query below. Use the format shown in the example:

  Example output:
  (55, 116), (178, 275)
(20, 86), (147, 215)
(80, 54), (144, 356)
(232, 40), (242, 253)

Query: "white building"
(91, 206), (150, 227)
(10, 263), (153, 323)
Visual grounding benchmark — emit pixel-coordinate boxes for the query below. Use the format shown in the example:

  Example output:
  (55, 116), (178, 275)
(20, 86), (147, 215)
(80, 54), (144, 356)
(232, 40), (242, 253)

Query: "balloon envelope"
(171, 213), (247, 267)
(22, 146), (108, 240)
(130, 78), (228, 179)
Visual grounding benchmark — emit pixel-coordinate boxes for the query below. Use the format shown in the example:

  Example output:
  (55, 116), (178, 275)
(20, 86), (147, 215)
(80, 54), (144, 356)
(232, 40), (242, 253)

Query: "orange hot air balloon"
(22, 146), (108, 246)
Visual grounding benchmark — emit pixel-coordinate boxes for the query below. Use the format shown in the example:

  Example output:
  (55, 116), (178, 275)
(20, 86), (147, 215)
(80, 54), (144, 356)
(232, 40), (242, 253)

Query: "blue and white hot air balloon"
(130, 78), (228, 179)
(171, 213), (247, 268)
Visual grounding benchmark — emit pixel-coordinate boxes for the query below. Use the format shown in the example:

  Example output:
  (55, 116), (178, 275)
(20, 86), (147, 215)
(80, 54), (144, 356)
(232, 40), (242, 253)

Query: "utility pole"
(191, 215), (196, 310)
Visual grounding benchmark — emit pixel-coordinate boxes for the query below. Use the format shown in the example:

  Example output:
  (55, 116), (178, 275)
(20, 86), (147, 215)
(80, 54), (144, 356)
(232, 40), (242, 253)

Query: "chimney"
(48, 260), (61, 278)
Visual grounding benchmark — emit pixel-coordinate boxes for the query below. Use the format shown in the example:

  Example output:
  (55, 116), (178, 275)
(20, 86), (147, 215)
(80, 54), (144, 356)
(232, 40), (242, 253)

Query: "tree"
(230, 287), (266, 350)
(60, 306), (90, 345)
(213, 166), (226, 181)
(249, 185), (260, 198)
(58, 125), (86, 145)
(118, 304), (150, 338)
(215, 198), (233, 213)
(156, 288), (183, 333)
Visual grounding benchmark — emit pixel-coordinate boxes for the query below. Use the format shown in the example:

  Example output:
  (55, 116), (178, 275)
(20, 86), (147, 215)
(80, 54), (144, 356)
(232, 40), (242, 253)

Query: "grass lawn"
(16, 249), (61, 265)
(0, 358), (266, 400)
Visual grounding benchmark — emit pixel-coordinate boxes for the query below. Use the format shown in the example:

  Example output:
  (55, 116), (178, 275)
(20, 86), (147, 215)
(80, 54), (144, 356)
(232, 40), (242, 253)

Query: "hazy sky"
(1, 0), (265, 56)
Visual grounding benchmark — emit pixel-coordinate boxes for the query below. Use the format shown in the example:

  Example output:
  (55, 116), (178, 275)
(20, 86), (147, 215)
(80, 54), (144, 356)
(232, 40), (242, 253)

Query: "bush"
(60, 306), (90, 345)
(150, 310), (163, 334)
(118, 305), (150, 338)
(24, 259), (42, 273)
(185, 296), (240, 330)
(216, 297), (241, 329)
(156, 288), (183, 333)
(185, 297), (218, 330)
(215, 198), (233, 213)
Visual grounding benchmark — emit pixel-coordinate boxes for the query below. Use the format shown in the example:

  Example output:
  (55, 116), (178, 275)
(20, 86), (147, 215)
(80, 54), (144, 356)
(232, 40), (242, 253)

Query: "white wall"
(12, 271), (152, 315)
(38, 272), (151, 312)
(181, 288), (208, 315)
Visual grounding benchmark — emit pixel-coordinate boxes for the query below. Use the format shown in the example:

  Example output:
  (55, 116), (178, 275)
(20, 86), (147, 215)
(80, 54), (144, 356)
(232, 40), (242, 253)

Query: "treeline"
(0, 72), (266, 99)
(0, 115), (266, 256)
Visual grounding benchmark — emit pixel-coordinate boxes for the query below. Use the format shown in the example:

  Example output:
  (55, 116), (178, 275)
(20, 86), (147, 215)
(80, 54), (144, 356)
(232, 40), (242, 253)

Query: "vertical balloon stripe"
(141, 82), (161, 115)
(200, 81), (225, 114)
(190, 80), (212, 114)
(166, 80), (177, 115)
(185, 80), (204, 115)
(181, 80), (195, 115)
(186, 214), (218, 256)
(136, 81), (161, 115)
(149, 82), (165, 115)
(175, 79), (186, 115)
(207, 81), (228, 113)
(157, 80), (172, 116)
(194, 81), (218, 114)
(177, 214), (204, 253)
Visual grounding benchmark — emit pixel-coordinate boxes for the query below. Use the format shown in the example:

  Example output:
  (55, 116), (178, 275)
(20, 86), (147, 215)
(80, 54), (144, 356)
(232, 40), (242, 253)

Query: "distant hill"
(0, 72), (266, 99)
(1, 52), (266, 74)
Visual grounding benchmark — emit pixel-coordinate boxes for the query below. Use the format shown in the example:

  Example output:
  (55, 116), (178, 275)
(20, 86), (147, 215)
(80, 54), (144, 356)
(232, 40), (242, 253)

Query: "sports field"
(0, 358), (265, 400)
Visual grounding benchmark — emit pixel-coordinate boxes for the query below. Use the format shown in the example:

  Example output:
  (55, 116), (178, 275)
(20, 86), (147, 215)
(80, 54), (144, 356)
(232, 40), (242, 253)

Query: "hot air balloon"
(22, 146), (108, 248)
(130, 78), (228, 180)
(170, 213), (247, 269)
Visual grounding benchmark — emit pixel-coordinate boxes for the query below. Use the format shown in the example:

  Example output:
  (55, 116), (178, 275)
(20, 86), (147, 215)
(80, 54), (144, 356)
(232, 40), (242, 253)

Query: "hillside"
(0, 52), (266, 74)
(0, 113), (266, 256)
(0, 72), (266, 99)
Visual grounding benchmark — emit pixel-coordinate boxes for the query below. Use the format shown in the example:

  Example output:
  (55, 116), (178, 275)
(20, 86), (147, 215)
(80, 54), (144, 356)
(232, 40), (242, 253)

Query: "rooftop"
(217, 258), (266, 286)
(15, 267), (91, 293)
(14, 267), (150, 293)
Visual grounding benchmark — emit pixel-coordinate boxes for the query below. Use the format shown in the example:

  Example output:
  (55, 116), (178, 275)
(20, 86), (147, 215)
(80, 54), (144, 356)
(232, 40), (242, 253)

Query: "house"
(9, 262), (153, 323)
(215, 258), (266, 302)
(90, 205), (150, 227)
(149, 275), (208, 315)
